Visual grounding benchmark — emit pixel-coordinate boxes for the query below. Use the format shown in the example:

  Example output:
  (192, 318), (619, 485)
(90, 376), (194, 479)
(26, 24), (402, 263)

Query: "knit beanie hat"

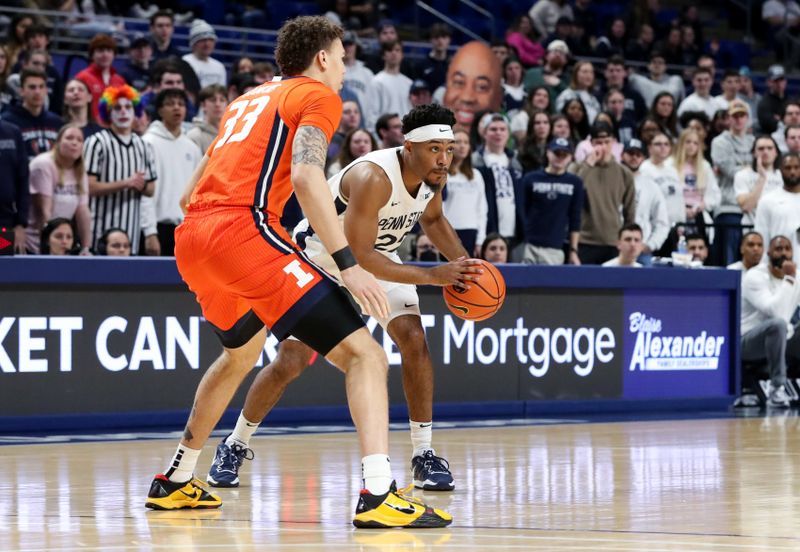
(189, 19), (217, 48)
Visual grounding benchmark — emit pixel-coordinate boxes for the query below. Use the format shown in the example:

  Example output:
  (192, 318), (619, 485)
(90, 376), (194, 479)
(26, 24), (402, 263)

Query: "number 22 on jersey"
(214, 95), (271, 150)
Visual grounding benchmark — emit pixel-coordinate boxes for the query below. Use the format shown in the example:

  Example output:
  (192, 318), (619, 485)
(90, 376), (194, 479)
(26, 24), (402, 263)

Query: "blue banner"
(623, 290), (731, 399)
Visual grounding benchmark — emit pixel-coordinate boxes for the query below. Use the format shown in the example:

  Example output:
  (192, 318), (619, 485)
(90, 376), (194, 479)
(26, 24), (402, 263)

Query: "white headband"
(404, 124), (455, 142)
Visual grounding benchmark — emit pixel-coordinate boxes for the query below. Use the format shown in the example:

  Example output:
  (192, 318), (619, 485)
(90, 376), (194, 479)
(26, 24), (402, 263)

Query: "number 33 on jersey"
(186, 77), (343, 242)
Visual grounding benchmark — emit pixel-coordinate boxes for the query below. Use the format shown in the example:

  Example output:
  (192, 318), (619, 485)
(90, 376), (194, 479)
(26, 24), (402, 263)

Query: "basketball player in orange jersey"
(144, 16), (453, 529)
(205, 105), (483, 497)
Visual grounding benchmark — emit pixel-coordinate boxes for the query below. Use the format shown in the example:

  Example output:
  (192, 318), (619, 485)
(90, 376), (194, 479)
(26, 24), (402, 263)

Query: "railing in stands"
(0, 5), (441, 74)
(726, 0), (755, 44)
(414, 0), (496, 42)
(0, 5), (278, 62)
(415, 1), (484, 42)
(457, 0), (496, 40)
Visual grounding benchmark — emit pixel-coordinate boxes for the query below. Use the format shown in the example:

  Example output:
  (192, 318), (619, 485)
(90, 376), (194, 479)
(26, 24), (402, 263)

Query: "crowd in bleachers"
(1, 1), (800, 271)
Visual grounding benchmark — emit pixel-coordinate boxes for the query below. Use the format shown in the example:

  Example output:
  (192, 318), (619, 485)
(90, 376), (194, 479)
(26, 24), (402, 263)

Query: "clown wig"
(98, 85), (142, 124)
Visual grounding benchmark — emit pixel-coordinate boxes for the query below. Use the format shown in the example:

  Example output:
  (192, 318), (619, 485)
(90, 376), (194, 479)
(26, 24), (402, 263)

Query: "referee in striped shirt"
(84, 85), (156, 253)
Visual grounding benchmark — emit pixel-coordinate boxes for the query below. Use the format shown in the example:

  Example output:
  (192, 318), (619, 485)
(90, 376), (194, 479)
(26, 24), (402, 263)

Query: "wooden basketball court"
(1, 414), (799, 551)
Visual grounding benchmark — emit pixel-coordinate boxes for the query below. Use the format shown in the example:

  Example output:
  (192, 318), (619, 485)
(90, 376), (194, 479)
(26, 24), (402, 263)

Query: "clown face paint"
(111, 98), (134, 130)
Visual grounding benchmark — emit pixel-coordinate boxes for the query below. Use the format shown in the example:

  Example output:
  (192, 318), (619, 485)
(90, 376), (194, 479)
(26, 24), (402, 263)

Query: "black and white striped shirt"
(84, 129), (157, 253)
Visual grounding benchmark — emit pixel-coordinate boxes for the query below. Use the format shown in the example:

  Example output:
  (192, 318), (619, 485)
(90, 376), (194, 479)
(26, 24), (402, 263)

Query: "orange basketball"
(443, 260), (506, 321)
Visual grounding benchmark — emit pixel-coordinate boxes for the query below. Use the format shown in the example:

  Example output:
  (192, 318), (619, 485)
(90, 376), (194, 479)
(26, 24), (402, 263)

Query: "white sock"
(165, 444), (202, 483)
(361, 454), (392, 495)
(409, 420), (433, 458)
(226, 411), (260, 447)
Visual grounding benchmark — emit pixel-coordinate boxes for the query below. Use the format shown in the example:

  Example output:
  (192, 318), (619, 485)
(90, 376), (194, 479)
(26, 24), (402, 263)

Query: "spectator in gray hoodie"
(187, 84), (227, 155)
(710, 99), (755, 265)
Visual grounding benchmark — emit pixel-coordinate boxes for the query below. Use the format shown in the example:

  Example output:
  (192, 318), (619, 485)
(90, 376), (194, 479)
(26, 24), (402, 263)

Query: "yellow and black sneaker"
(145, 474), (222, 510)
(352, 481), (452, 529)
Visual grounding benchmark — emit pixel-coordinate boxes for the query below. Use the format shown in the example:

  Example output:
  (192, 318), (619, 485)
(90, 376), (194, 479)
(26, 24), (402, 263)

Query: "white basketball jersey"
(295, 147), (436, 255)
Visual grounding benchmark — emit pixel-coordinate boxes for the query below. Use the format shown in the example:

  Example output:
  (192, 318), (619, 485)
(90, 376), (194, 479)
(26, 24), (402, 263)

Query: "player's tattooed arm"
(292, 126), (328, 169)
(291, 126), (390, 319)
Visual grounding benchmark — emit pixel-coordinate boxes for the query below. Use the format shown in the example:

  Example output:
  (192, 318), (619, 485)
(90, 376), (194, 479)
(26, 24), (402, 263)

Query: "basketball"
(443, 260), (506, 321)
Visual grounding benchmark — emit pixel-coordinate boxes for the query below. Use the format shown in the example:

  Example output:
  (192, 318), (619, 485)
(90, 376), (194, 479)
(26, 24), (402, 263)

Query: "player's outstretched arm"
(291, 126), (389, 319)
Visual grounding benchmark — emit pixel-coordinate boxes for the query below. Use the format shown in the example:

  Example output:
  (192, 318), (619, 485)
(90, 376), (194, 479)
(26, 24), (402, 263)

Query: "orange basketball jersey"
(188, 77), (342, 228)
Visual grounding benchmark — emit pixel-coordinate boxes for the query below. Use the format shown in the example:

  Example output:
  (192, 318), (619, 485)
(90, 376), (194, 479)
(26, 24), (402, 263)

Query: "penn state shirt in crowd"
(520, 168), (583, 249)
(1, 102), (63, 160)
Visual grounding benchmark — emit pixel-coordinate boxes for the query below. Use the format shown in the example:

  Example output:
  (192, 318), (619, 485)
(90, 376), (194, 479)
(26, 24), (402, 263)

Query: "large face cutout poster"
(443, 41), (503, 130)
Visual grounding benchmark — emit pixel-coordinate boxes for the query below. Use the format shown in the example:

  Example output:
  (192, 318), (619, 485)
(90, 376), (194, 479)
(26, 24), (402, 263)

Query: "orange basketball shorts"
(175, 207), (341, 347)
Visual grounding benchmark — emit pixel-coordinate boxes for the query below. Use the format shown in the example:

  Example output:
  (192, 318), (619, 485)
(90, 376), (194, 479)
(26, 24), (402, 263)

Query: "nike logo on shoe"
(387, 502), (417, 515)
(179, 488), (201, 500)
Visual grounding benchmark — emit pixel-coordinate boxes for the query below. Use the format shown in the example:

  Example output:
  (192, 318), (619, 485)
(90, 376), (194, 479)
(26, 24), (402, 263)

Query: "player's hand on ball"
(341, 264), (390, 319)
(428, 257), (484, 288)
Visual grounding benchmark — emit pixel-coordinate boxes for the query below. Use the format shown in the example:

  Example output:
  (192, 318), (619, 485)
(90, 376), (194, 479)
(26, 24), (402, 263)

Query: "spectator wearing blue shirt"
(0, 120), (30, 254)
(149, 10), (181, 63)
(520, 137), (583, 265)
(119, 34), (152, 92)
(2, 69), (62, 160)
(416, 23), (451, 91)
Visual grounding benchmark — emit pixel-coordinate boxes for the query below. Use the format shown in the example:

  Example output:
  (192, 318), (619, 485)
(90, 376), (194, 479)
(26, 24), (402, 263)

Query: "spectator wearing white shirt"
(728, 230), (764, 274)
(639, 132), (683, 226)
(528, 0), (574, 38)
(677, 68), (717, 120)
(141, 88), (202, 256)
(741, 235), (800, 407)
(621, 138), (669, 265)
(368, 40), (412, 133)
(735, 135), (783, 227)
(784, 124), (800, 154)
(182, 20), (226, 89)
(602, 223), (644, 267)
(555, 61), (601, 124)
(443, 129), (488, 256)
(628, 51), (686, 109)
(755, 152), (800, 258)
(342, 31), (374, 127)
(771, 101), (800, 153)
(713, 70), (749, 118)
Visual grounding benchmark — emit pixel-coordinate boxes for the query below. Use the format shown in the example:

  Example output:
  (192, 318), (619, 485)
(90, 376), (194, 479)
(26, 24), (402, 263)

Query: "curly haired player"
(145, 17), (454, 529)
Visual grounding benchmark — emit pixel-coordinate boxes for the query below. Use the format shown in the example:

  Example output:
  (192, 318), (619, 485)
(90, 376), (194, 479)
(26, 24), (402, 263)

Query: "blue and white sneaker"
(411, 450), (455, 491)
(206, 436), (254, 488)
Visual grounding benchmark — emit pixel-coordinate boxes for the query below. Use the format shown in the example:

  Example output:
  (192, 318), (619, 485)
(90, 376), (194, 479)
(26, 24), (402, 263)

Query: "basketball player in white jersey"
(206, 104), (482, 493)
